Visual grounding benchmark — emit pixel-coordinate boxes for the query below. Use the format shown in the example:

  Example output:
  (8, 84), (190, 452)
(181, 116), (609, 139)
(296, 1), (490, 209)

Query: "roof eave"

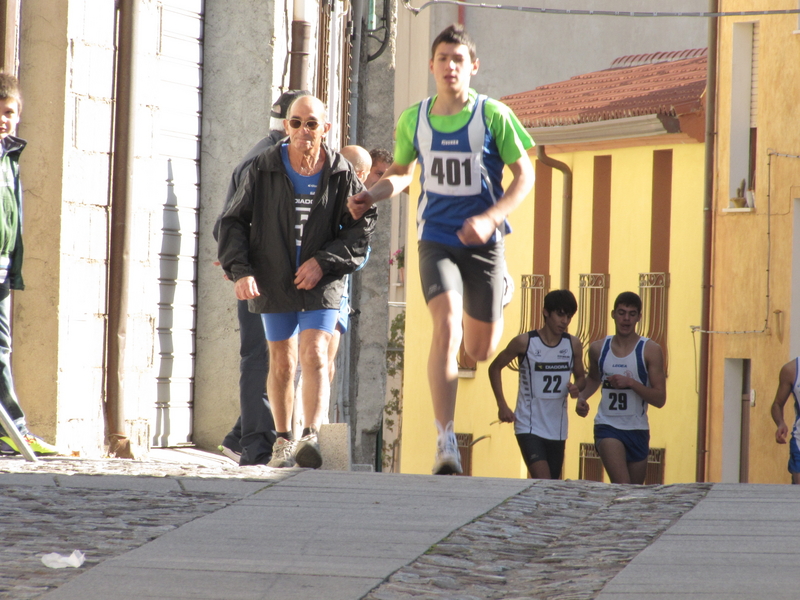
(527, 113), (680, 146)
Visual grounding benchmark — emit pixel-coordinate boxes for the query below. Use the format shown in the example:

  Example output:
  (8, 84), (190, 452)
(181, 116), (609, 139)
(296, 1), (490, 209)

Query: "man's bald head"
(286, 95), (328, 123)
(340, 145), (372, 183)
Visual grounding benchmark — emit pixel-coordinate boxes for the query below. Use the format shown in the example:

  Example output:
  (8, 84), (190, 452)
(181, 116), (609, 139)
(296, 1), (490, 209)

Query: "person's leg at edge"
(596, 437), (632, 484)
(792, 472), (800, 485)
(0, 281), (27, 437)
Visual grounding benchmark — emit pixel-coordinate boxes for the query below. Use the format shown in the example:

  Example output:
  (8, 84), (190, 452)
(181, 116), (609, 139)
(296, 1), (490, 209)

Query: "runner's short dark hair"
(543, 289), (577, 318)
(613, 291), (642, 312)
(431, 24), (477, 62)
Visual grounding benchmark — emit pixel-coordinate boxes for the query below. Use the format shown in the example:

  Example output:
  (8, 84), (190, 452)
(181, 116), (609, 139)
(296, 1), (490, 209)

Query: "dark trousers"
(221, 300), (276, 465)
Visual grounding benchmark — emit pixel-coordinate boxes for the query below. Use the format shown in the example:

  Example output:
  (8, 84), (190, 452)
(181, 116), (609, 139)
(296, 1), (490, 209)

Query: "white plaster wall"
(194, 0), (288, 450)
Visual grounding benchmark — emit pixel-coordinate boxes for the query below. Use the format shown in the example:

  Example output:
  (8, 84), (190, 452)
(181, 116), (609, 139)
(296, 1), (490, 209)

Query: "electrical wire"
(403, 0), (800, 18)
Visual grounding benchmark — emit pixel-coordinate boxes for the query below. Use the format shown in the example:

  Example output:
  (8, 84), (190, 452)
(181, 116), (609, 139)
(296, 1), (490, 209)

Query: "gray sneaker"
(294, 431), (322, 469)
(266, 438), (296, 468)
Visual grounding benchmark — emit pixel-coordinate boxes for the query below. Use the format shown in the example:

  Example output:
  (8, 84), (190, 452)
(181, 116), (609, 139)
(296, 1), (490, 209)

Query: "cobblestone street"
(1, 454), (711, 600)
(365, 480), (710, 600)
(0, 452), (287, 600)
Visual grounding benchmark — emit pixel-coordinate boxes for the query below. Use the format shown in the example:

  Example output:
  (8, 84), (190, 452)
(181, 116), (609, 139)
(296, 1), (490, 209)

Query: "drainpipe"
(0, 0), (19, 73)
(536, 145), (573, 289)
(105, 0), (138, 459)
(289, 0), (311, 91)
(697, 0), (718, 482)
(347, 0), (365, 143)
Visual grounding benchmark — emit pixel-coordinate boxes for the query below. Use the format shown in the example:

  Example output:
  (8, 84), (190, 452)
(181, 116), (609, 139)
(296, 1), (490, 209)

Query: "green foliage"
(383, 310), (405, 470)
(386, 311), (405, 377)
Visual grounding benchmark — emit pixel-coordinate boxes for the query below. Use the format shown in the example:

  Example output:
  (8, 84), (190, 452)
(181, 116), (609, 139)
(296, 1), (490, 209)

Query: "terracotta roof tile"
(502, 51), (707, 128)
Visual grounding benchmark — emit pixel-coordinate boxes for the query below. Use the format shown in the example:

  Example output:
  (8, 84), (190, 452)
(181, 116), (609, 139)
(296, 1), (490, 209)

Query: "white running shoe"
(432, 420), (462, 475)
(267, 437), (296, 468)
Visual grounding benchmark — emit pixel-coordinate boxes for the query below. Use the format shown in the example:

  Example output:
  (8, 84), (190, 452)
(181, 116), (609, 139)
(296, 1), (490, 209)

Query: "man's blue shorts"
(594, 424), (650, 463)
(261, 309), (339, 342)
(788, 434), (800, 474)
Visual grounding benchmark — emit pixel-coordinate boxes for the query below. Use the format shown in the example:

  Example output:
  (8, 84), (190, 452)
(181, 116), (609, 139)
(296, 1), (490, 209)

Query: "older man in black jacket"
(218, 95), (376, 469)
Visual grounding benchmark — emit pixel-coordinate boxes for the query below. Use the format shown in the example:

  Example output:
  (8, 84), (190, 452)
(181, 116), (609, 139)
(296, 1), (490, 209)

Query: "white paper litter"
(41, 550), (85, 569)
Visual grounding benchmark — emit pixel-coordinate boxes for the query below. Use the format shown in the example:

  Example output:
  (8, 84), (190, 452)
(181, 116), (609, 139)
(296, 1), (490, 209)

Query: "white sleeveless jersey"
(514, 331), (574, 440)
(790, 357), (800, 446)
(594, 336), (651, 431)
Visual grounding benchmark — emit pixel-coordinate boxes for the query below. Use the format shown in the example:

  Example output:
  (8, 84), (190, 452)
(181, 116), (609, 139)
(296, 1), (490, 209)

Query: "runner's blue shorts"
(594, 424), (650, 463)
(261, 309), (339, 342)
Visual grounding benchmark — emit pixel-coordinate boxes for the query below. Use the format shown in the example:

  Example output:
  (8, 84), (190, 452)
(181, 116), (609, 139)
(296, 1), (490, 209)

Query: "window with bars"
(579, 443), (666, 484)
(455, 433), (473, 476)
(638, 272), (670, 373)
(576, 273), (610, 366)
(504, 274), (549, 372)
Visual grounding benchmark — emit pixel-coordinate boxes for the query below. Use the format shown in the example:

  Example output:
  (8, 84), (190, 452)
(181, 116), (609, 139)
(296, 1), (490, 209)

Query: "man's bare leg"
(266, 337), (298, 433)
(299, 328), (332, 430)
(327, 328), (342, 383)
(266, 337), (299, 468)
(294, 328), (332, 469)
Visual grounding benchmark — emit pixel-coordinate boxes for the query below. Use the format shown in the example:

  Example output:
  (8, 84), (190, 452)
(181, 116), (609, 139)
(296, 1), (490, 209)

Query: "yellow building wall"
(706, 2), (800, 484)
(400, 143), (705, 483)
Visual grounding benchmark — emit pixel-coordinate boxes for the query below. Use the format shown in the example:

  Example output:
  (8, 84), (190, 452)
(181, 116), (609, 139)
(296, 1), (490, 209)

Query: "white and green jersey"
(394, 89), (533, 247)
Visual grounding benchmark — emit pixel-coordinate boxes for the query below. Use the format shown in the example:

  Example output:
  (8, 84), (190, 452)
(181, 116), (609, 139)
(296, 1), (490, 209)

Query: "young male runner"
(577, 292), (666, 484)
(489, 290), (587, 479)
(770, 358), (800, 484)
(348, 24), (534, 474)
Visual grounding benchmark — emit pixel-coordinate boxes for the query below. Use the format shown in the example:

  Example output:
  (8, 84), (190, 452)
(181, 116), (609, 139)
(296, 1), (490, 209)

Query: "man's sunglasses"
(287, 118), (321, 131)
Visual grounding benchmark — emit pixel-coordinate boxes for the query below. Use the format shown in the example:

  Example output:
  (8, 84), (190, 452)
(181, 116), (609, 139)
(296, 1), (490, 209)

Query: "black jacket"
(217, 142), (377, 313)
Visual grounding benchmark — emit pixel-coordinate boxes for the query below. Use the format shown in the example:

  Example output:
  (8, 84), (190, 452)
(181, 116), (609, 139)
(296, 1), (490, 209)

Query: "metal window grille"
(580, 443), (666, 484)
(519, 274), (549, 335)
(638, 272), (670, 374)
(506, 274), (549, 372)
(576, 274), (610, 365)
(579, 443), (604, 482)
(645, 447), (666, 485)
(316, 0), (332, 106)
(455, 433), (473, 476)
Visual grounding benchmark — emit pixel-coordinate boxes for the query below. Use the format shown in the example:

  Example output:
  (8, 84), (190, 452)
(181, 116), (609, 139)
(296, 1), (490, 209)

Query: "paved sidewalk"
(36, 470), (530, 600)
(2, 451), (798, 599)
(596, 483), (800, 599)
